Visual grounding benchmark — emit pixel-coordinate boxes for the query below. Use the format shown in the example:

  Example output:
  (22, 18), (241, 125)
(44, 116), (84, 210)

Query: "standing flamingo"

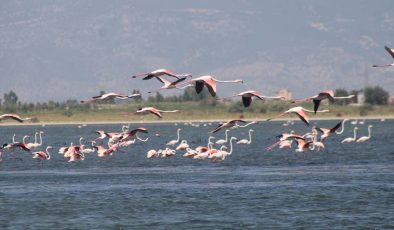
(341, 127), (358, 143)
(356, 125), (373, 143)
(32, 146), (52, 160)
(147, 149), (162, 158)
(219, 90), (284, 107)
(176, 140), (189, 151)
(135, 107), (179, 119)
(373, 46), (394, 67)
(167, 128), (182, 146)
(181, 75), (243, 97)
(215, 129), (230, 145)
(209, 137), (237, 161)
(236, 129), (254, 145)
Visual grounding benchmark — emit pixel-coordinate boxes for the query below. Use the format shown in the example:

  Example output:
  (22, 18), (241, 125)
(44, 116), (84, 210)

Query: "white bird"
(215, 129), (230, 145)
(236, 129), (254, 145)
(356, 125), (373, 143)
(147, 149), (162, 158)
(176, 140), (189, 151)
(341, 127), (358, 143)
(166, 128), (181, 146)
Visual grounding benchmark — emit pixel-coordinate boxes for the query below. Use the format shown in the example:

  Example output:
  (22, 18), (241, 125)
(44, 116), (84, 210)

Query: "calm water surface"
(1, 120), (393, 229)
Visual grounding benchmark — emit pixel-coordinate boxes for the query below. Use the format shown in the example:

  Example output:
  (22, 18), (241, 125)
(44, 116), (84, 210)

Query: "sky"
(0, 0), (393, 102)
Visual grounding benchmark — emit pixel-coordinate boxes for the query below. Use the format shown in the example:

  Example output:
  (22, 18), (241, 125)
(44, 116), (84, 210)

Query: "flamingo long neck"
(248, 131), (253, 143)
(367, 126), (372, 138)
(176, 129), (181, 142)
(38, 132), (43, 145)
(353, 128), (358, 140)
(224, 130), (229, 142)
(23, 136), (29, 144)
(227, 138), (236, 155)
(34, 132), (38, 144)
(12, 134), (16, 143)
(46, 147), (51, 160)
(158, 110), (179, 113)
(336, 120), (347, 134)
(213, 78), (243, 84)
(333, 95), (355, 99)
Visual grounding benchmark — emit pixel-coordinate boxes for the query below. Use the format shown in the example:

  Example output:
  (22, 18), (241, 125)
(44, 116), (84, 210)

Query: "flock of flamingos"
(0, 45), (392, 163)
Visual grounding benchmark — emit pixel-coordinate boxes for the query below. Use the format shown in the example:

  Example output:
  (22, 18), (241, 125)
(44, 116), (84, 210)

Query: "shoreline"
(0, 116), (392, 126)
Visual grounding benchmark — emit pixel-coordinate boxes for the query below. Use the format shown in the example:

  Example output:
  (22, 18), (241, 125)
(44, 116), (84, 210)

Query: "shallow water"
(1, 119), (393, 229)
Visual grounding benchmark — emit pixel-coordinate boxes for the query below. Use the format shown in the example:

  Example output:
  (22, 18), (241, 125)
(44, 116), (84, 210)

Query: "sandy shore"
(0, 116), (392, 126)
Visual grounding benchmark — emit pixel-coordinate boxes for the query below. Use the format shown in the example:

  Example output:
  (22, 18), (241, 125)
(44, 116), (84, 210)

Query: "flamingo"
(341, 127), (358, 143)
(292, 90), (355, 114)
(183, 148), (198, 158)
(181, 75), (243, 97)
(209, 137), (237, 161)
(265, 132), (304, 151)
(135, 107), (179, 119)
(166, 128), (182, 146)
(68, 152), (85, 162)
(356, 125), (373, 143)
(373, 46), (394, 67)
(161, 148), (176, 157)
(219, 90), (284, 107)
(32, 146), (52, 160)
(295, 139), (313, 153)
(119, 128), (149, 142)
(147, 149), (162, 158)
(0, 114), (32, 122)
(316, 121), (342, 142)
(267, 106), (329, 126)
(147, 76), (192, 93)
(236, 129), (254, 145)
(209, 119), (256, 133)
(309, 130), (325, 152)
(195, 136), (215, 153)
(335, 119), (349, 134)
(279, 140), (293, 149)
(215, 129), (230, 145)
(81, 92), (140, 103)
(176, 140), (189, 151)
(131, 68), (184, 80)
(95, 144), (119, 158)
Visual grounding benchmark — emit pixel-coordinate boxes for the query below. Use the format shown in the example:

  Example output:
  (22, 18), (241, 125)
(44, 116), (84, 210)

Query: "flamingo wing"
(384, 46), (394, 59)
(313, 99), (321, 114)
(204, 79), (217, 97)
(150, 109), (162, 118)
(295, 110), (309, 126)
(329, 121), (342, 133)
(242, 96), (252, 107)
(209, 124), (224, 133)
(195, 81), (205, 94)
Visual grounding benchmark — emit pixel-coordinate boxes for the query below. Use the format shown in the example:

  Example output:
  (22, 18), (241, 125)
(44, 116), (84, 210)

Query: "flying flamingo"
(236, 129), (254, 145)
(32, 146), (52, 160)
(265, 132), (304, 151)
(219, 90), (284, 107)
(0, 114), (32, 123)
(215, 129), (230, 145)
(341, 127), (358, 143)
(267, 106), (329, 126)
(181, 75), (243, 97)
(135, 107), (179, 119)
(119, 128), (149, 142)
(373, 46), (394, 67)
(131, 68), (186, 80)
(292, 90), (355, 114)
(166, 128), (182, 146)
(81, 92), (140, 103)
(95, 144), (119, 158)
(209, 119), (256, 133)
(356, 125), (373, 143)
(147, 76), (192, 93)
(295, 139), (313, 153)
(315, 121), (342, 142)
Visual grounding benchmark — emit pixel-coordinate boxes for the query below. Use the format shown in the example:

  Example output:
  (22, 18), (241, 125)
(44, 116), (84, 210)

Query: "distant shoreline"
(0, 116), (392, 126)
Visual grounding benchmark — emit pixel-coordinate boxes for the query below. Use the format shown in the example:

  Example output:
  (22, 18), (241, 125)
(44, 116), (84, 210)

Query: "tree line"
(0, 86), (390, 114)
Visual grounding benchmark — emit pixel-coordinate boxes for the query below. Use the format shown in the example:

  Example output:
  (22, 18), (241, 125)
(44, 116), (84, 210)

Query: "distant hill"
(0, 0), (393, 102)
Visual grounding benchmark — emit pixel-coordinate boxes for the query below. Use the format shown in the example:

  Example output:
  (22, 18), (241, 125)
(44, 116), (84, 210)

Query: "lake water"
(1, 119), (393, 229)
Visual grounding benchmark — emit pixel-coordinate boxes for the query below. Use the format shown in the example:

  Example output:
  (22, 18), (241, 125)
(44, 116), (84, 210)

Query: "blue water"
(1, 120), (394, 229)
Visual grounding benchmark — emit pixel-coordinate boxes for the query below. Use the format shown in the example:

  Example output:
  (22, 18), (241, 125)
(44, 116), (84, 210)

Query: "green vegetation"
(0, 86), (393, 123)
